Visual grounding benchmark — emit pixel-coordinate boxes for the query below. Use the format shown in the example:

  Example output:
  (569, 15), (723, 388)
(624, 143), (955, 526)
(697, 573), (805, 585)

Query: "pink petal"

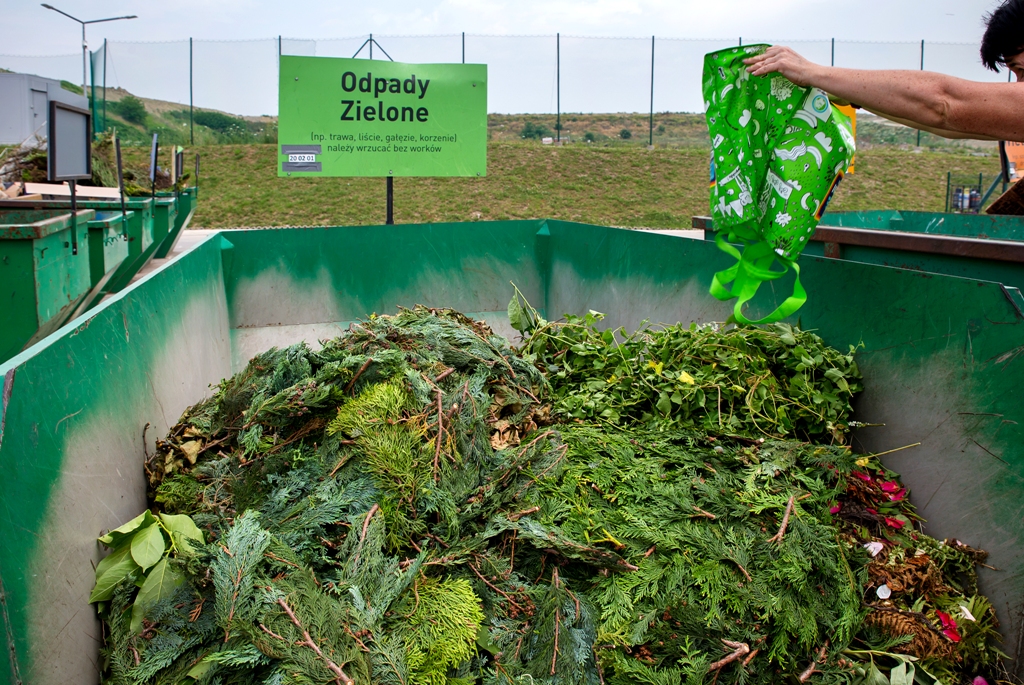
(943, 628), (961, 643)
(888, 488), (906, 502)
(829, 503), (842, 514)
(880, 481), (900, 493)
(974, 677), (990, 685)
(866, 508), (878, 516)
(854, 472), (873, 482)
(884, 517), (905, 529)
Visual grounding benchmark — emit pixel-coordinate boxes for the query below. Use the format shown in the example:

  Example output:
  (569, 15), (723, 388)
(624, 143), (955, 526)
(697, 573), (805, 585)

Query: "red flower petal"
(866, 508), (878, 516)
(943, 628), (962, 643)
(888, 488), (906, 502)
(880, 481), (900, 493)
(884, 517), (905, 529)
(829, 503), (842, 514)
(854, 472), (873, 482)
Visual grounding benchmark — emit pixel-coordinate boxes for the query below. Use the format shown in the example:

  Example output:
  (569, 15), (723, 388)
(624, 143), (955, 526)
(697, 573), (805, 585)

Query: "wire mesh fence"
(2, 33), (1012, 125)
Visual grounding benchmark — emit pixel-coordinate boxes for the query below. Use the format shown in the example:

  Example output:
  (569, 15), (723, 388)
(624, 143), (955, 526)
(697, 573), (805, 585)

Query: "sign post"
(278, 55), (487, 223)
(47, 100), (92, 256)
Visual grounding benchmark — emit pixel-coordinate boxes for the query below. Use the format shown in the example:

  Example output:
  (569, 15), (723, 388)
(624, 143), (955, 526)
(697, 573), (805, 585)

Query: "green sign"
(278, 56), (487, 178)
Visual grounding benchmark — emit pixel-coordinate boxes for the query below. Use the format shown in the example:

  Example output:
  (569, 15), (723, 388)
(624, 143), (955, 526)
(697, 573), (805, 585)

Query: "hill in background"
(92, 87), (276, 146)
(94, 89), (997, 156)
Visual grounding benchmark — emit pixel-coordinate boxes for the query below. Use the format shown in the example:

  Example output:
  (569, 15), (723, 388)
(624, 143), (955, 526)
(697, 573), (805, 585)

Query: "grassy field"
(123, 141), (1000, 229)
(485, 112), (999, 153)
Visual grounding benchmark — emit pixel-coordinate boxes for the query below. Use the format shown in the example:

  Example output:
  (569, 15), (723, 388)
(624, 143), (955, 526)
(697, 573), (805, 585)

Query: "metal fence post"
(649, 35), (655, 147)
(556, 33), (560, 143)
(189, 37), (194, 145)
(831, 38), (835, 66)
(370, 33), (373, 59)
(462, 32), (465, 63)
(102, 38), (107, 133)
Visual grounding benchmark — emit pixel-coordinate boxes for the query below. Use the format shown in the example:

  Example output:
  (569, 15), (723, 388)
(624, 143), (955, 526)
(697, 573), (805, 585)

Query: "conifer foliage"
(91, 305), (1006, 685)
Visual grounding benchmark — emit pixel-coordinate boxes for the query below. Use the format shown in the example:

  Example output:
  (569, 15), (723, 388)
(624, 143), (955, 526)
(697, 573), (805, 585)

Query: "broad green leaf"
(89, 545), (141, 603)
(507, 294), (527, 333)
(862, 663), (890, 685)
(476, 625), (500, 656)
(159, 513), (204, 552)
(98, 510), (156, 549)
(131, 522), (167, 570)
(889, 661), (915, 685)
(130, 557), (185, 633)
(186, 659), (213, 680)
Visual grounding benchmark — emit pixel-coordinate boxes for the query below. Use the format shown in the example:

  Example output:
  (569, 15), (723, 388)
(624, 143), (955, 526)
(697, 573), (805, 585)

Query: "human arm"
(745, 46), (1024, 141)
(861, 108), (1000, 141)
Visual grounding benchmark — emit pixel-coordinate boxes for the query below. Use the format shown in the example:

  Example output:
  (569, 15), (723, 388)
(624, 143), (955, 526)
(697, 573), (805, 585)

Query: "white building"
(0, 71), (89, 146)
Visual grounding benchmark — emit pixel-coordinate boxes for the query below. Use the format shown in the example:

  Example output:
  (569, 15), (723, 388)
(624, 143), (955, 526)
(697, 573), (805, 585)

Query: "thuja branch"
(434, 388), (444, 482)
(768, 496), (796, 543)
(708, 640), (750, 672)
(275, 598), (354, 685)
(798, 641), (829, 682)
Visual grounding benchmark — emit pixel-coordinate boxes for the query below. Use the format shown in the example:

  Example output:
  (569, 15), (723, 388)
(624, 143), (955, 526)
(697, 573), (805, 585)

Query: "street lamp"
(40, 4), (137, 95)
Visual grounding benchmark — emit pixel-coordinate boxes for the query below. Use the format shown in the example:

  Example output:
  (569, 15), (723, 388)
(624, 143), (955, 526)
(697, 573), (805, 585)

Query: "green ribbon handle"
(710, 231), (807, 325)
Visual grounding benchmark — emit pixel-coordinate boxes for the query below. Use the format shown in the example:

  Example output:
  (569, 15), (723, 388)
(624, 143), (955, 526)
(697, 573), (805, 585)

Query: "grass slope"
(123, 142), (998, 228)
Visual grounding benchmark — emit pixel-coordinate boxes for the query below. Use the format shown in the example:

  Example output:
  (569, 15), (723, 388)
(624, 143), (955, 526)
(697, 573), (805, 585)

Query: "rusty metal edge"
(692, 216), (1024, 264)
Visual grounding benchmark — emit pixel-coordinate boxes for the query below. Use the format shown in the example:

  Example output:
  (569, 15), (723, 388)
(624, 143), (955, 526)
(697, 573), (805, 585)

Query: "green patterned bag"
(704, 45), (855, 324)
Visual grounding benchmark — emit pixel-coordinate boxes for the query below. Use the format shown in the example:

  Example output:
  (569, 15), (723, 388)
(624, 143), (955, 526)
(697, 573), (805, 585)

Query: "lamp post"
(40, 4), (137, 94)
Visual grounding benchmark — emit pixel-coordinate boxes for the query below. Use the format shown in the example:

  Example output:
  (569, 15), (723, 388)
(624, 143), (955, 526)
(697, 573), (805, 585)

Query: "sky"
(0, 0), (1005, 54)
(0, 0), (1011, 115)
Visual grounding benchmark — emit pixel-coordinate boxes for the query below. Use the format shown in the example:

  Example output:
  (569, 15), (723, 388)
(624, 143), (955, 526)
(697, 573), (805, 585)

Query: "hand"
(744, 46), (822, 87)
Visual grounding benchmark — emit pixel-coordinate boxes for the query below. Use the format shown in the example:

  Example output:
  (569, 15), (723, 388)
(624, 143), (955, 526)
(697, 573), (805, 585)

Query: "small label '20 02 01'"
(288, 154), (317, 163)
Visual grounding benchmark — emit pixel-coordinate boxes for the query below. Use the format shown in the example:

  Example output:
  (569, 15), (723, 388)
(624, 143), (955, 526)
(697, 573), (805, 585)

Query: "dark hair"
(981, 0), (1024, 71)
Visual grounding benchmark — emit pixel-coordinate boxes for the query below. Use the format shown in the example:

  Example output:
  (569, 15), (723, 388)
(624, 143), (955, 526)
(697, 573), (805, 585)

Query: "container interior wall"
(0, 236), (232, 685)
(221, 221), (548, 370)
(2, 222), (1024, 685)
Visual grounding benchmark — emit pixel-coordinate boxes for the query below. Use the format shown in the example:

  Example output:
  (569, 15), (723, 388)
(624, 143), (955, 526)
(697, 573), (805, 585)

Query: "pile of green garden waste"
(89, 296), (1008, 685)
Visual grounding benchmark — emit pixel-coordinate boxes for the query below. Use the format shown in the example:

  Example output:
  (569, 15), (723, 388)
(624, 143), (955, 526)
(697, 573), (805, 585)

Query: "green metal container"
(2, 221), (1023, 683)
(823, 209), (1024, 241)
(85, 211), (132, 289)
(152, 197), (177, 248)
(0, 208), (93, 364)
(0, 197), (157, 300)
(154, 187), (197, 259)
(698, 216), (1024, 290)
(102, 197), (175, 294)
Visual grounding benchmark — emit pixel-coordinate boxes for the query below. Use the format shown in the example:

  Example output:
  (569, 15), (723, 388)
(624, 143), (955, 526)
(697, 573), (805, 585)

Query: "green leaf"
(889, 661), (915, 685)
(130, 557), (185, 633)
(159, 512), (204, 552)
(507, 294), (527, 333)
(185, 659), (213, 680)
(476, 625), (500, 656)
(89, 545), (141, 603)
(862, 663), (890, 685)
(131, 522), (167, 570)
(98, 510), (156, 549)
